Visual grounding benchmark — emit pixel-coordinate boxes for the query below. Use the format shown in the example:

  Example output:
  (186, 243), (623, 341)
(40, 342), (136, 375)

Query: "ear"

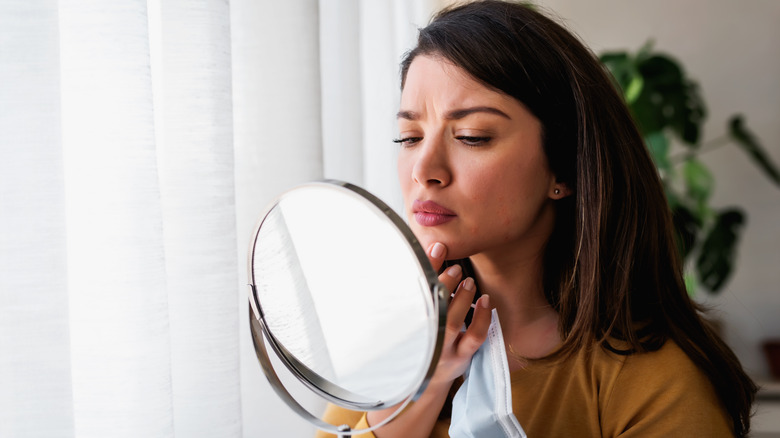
(549, 180), (572, 200)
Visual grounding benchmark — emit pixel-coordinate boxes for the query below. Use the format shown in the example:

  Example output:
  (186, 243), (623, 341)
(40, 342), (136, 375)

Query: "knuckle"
(445, 322), (464, 334)
(461, 332), (487, 351)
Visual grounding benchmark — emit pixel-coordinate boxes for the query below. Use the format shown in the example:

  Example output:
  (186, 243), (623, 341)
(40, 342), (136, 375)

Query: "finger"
(427, 242), (447, 273)
(439, 264), (463, 304)
(446, 277), (477, 332)
(457, 294), (492, 357)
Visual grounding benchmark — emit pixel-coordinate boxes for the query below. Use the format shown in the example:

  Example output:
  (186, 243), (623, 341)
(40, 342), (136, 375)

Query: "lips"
(412, 200), (456, 226)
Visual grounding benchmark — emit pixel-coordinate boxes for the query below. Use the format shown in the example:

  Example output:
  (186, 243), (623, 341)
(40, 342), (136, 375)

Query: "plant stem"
(670, 135), (731, 164)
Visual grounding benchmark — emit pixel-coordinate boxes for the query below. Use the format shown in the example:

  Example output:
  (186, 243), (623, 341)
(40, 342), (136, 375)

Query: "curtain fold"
(0, 0), (438, 436)
(320, 0), (364, 185)
(230, 1), (325, 436)
(0, 1), (73, 436)
(154, 0), (242, 436)
(59, 0), (172, 435)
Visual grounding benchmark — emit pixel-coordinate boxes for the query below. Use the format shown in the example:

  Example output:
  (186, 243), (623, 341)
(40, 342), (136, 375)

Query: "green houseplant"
(599, 42), (780, 294)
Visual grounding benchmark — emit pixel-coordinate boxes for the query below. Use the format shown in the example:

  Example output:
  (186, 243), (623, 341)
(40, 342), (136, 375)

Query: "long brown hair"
(401, 1), (756, 435)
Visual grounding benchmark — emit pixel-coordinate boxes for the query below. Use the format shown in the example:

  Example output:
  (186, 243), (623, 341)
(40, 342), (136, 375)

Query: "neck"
(470, 246), (561, 364)
(470, 248), (551, 324)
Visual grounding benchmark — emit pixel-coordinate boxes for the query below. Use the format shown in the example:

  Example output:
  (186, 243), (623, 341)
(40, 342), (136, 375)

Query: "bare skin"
(367, 55), (567, 437)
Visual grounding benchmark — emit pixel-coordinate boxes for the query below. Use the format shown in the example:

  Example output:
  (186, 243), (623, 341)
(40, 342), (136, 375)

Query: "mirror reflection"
(250, 182), (440, 408)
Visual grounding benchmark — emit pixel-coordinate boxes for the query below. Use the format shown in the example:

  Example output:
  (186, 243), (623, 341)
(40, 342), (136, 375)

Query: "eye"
(455, 135), (491, 146)
(392, 137), (423, 147)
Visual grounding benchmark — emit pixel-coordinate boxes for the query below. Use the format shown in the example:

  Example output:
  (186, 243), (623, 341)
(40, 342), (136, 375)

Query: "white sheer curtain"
(1, 0), (437, 436)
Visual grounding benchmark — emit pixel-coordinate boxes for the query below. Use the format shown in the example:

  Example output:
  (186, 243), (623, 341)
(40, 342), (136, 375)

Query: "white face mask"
(449, 309), (527, 438)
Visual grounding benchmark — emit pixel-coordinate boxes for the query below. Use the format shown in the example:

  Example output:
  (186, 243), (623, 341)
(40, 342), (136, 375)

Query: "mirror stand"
(337, 424), (351, 437)
(249, 292), (424, 436)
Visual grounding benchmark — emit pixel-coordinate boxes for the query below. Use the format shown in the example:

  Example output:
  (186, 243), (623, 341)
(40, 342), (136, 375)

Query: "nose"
(411, 136), (451, 188)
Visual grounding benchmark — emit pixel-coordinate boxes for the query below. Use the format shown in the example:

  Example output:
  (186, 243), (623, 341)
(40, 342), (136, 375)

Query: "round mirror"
(248, 180), (447, 435)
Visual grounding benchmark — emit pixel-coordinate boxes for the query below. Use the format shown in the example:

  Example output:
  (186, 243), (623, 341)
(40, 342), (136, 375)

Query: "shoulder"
(605, 337), (706, 386)
(599, 339), (733, 437)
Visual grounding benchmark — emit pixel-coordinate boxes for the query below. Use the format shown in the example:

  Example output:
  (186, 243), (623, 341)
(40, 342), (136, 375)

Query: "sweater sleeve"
(601, 340), (733, 437)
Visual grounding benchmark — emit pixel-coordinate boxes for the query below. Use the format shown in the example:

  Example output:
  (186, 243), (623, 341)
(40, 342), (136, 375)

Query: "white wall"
(534, 0), (780, 379)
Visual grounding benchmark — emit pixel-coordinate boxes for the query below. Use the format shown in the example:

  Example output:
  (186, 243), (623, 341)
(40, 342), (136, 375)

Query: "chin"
(410, 228), (435, 250)
(409, 227), (439, 252)
(414, 233), (475, 261)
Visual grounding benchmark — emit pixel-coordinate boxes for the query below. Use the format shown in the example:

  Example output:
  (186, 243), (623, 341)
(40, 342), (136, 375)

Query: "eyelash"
(392, 137), (422, 146)
(456, 135), (491, 146)
(391, 136), (492, 147)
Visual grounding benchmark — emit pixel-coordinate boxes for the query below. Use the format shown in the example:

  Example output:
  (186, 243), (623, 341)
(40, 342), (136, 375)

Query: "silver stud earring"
(554, 188), (560, 195)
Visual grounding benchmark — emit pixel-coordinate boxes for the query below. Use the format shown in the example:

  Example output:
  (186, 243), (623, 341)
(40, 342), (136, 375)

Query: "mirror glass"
(249, 181), (443, 412)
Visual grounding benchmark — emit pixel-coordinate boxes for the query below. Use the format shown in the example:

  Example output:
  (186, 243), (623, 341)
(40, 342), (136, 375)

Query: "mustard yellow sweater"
(316, 339), (732, 437)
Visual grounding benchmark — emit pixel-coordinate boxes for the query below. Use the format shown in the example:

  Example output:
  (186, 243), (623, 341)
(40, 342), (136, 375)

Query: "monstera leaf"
(600, 43), (779, 294)
(697, 210), (745, 292)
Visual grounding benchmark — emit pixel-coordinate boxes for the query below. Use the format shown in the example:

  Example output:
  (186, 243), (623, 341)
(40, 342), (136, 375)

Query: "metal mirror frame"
(247, 180), (448, 436)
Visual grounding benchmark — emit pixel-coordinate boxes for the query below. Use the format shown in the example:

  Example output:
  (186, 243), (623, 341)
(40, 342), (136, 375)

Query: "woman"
(320, 1), (756, 436)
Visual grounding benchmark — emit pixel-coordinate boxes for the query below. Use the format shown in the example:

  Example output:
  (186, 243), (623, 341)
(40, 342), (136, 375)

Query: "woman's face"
(397, 55), (561, 261)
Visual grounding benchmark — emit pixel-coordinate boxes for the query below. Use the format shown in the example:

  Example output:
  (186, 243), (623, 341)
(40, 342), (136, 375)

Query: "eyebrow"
(396, 106), (511, 121)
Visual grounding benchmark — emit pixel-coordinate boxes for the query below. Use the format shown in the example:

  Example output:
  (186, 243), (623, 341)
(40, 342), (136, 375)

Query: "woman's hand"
(426, 242), (493, 386)
(367, 242), (492, 438)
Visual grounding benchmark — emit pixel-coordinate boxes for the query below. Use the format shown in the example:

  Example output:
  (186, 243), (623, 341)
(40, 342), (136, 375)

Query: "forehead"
(400, 55), (514, 110)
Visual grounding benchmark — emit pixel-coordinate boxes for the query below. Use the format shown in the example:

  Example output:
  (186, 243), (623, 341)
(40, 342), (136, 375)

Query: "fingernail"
(478, 294), (490, 308)
(446, 264), (462, 278)
(462, 277), (474, 291)
(431, 242), (445, 259)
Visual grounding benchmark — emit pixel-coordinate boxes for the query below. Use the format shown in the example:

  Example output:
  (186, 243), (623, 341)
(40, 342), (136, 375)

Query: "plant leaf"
(729, 115), (780, 186)
(682, 158), (714, 212)
(672, 204), (701, 261)
(625, 75), (644, 104)
(632, 54), (706, 145)
(683, 271), (698, 297)
(645, 131), (671, 175)
(600, 52), (642, 101)
(696, 209), (745, 292)
(675, 80), (706, 145)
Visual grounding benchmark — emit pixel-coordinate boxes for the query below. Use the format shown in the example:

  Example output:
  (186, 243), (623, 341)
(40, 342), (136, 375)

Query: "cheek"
(491, 194), (513, 226)
(463, 172), (516, 230)
(494, 196), (518, 240)
(473, 165), (546, 231)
